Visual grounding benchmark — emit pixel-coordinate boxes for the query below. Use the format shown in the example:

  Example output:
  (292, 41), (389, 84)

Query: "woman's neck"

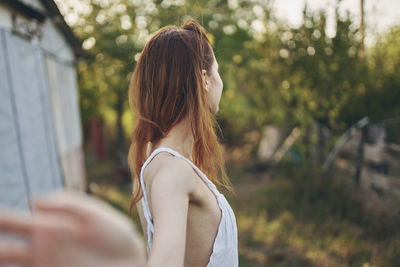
(153, 117), (194, 160)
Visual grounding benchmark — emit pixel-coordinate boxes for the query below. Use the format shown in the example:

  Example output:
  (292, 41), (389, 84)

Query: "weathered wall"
(0, 0), (84, 211)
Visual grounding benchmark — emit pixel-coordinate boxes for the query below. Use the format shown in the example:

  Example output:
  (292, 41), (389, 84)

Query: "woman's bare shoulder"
(144, 152), (197, 195)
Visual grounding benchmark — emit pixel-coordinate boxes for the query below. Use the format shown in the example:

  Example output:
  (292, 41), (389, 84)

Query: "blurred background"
(1, 0), (399, 266)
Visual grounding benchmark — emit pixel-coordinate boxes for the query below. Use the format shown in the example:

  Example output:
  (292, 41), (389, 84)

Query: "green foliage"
(67, 0), (399, 150)
(340, 26), (400, 136)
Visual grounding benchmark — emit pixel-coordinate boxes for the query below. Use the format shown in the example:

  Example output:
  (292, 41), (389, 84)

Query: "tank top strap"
(140, 146), (221, 250)
(140, 148), (169, 249)
(153, 147), (220, 196)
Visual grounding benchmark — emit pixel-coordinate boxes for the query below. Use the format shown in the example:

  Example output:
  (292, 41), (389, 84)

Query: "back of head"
(129, 19), (230, 205)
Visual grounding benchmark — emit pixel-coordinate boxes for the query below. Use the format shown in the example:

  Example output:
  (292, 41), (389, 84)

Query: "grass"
(229, 163), (400, 266)
(85, 159), (400, 267)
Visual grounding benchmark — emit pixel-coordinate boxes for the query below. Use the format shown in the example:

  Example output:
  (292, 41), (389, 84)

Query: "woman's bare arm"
(0, 158), (196, 267)
(145, 157), (196, 267)
(0, 192), (147, 267)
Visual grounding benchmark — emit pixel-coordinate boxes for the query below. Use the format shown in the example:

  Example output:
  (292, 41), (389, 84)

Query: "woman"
(0, 19), (237, 267)
(129, 19), (238, 267)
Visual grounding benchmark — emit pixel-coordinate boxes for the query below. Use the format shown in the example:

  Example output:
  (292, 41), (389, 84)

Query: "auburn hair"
(128, 19), (231, 207)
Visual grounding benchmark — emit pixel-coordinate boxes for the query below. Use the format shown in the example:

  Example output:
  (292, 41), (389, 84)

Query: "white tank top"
(139, 147), (238, 267)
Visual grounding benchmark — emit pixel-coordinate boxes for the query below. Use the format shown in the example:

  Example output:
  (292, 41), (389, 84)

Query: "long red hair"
(128, 19), (231, 206)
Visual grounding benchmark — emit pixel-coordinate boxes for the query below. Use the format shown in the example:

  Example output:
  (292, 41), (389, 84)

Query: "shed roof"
(1, 0), (85, 59)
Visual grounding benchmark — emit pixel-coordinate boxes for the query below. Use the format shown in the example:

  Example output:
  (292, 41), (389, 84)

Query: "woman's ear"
(202, 69), (209, 92)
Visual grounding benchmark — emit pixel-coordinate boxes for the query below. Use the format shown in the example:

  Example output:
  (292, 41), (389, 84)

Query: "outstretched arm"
(145, 158), (196, 267)
(0, 192), (146, 267)
(0, 160), (195, 267)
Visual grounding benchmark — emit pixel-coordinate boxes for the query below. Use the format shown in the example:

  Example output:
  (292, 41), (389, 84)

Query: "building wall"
(0, 1), (84, 211)
(0, 5), (12, 29)
(44, 55), (85, 190)
(19, 0), (46, 13)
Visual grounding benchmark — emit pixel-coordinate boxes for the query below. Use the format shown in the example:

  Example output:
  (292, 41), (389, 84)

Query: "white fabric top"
(140, 147), (238, 267)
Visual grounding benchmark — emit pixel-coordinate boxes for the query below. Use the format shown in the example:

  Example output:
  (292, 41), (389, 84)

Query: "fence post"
(354, 127), (367, 187)
(322, 117), (369, 172)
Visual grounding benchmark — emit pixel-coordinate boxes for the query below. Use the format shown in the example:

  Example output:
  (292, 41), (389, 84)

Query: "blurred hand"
(0, 191), (146, 267)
